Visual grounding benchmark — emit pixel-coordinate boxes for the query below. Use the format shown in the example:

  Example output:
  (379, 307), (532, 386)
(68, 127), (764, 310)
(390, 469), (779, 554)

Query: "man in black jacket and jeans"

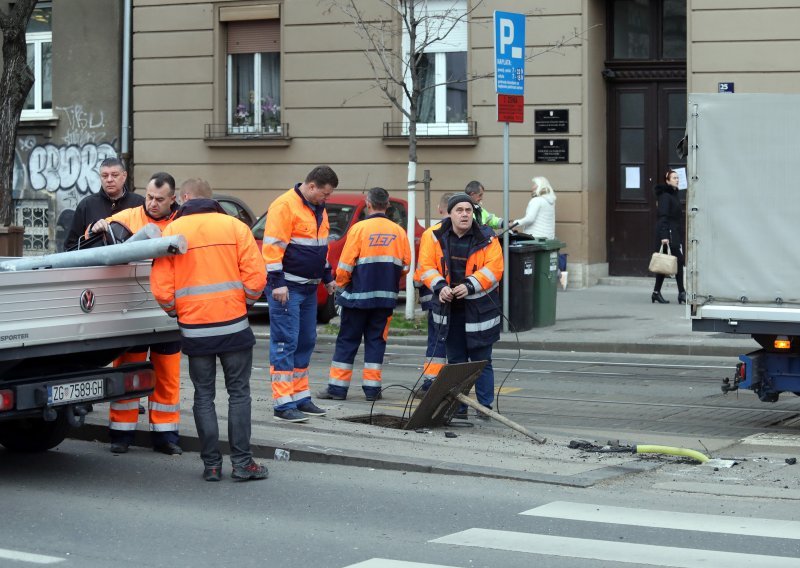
(63, 157), (145, 250)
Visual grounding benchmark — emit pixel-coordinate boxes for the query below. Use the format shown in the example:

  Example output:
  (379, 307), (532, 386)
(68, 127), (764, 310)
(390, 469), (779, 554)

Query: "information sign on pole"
(494, 11), (526, 96)
(494, 11), (526, 332)
(497, 94), (524, 123)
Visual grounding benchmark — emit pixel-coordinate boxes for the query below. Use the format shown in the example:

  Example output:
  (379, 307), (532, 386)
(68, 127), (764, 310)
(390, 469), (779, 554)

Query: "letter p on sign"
(499, 19), (522, 59)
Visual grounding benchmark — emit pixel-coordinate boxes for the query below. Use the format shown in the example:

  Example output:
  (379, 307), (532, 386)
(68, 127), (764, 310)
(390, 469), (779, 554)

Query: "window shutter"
(416, 0), (467, 54)
(227, 20), (280, 54)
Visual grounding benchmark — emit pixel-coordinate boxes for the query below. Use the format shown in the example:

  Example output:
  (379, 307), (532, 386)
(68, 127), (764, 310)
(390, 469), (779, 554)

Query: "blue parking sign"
(494, 11), (525, 95)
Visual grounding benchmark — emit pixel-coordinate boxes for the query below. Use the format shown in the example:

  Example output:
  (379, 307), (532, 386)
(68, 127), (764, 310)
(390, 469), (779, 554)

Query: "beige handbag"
(649, 244), (677, 276)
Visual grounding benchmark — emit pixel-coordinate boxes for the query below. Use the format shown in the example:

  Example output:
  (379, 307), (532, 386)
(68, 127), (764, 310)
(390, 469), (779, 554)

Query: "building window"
(403, 0), (468, 136)
(226, 18), (281, 135)
(15, 199), (49, 254)
(611, 0), (686, 61)
(22, 3), (53, 119)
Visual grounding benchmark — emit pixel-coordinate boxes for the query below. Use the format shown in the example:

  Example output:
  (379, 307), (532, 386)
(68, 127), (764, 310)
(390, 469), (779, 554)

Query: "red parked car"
(250, 193), (425, 322)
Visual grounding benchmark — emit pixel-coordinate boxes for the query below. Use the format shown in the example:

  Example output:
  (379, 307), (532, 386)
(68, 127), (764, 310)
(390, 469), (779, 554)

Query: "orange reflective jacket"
(417, 219), (504, 347)
(336, 213), (411, 309)
(150, 199), (266, 356)
(413, 222), (442, 311)
(262, 185), (332, 289)
(107, 204), (176, 235)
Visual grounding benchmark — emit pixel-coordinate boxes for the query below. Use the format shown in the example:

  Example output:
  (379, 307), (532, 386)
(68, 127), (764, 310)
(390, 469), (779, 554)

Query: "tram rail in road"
(369, 348), (800, 438)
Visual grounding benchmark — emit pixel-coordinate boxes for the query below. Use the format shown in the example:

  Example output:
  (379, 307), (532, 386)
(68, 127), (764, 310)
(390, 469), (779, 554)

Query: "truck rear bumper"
(0, 362), (155, 421)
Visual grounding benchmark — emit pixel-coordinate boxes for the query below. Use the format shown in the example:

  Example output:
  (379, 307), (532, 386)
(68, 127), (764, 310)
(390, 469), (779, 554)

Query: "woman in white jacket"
(512, 176), (556, 238)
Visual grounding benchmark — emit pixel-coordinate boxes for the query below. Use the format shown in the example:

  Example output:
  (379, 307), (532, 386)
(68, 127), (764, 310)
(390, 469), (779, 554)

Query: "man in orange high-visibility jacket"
(151, 178), (268, 482)
(262, 166), (338, 423)
(91, 172), (183, 455)
(417, 193), (504, 420)
(318, 187), (410, 401)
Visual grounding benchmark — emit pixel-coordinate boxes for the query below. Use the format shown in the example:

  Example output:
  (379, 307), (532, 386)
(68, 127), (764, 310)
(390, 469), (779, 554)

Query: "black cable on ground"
(401, 300), (450, 422)
(485, 290), (523, 415)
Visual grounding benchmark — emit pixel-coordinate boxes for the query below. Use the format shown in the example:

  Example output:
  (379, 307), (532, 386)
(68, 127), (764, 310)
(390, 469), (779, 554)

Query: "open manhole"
(341, 413), (407, 429)
(339, 361), (486, 431)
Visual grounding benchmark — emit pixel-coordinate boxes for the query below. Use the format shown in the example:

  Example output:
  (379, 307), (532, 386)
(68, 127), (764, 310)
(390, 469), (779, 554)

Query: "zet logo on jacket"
(368, 234), (397, 247)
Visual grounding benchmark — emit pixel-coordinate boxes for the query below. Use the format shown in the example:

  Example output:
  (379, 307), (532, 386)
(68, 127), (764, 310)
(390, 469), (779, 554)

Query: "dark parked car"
(216, 194), (257, 227)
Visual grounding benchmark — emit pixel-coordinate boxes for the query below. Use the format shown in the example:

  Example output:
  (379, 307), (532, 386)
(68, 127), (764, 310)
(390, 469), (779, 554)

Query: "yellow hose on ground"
(633, 444), (710, 464)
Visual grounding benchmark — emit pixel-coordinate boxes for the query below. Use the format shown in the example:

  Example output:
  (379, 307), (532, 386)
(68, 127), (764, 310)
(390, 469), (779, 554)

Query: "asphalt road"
(281, 339), (800, 442)
(2, 438), (799, 568)
(5, 341), (800, 567)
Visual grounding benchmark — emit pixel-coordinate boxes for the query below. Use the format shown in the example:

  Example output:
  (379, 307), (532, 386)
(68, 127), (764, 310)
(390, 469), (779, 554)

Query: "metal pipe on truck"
(124, 223), (162, 243)
(0, 235), (187, 272)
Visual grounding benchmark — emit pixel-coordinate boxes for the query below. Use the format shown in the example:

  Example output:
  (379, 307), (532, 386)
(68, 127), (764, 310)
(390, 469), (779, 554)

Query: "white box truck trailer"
(688, 93), (800, 401)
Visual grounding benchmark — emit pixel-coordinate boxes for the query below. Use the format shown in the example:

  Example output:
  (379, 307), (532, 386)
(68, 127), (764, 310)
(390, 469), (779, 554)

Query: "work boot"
(273, 408), (309, 423)
(297, 400), (327, 416)
(153, 442), (183, 456)
(202, 465), (222, 482)
(231, 460), (269, 481)
(413, 380), (432, 399)
(452, 404), (469, 420)
(365, 391), (383, 402)
(316, 389), (346, 400)
(110, 442), (129, 454)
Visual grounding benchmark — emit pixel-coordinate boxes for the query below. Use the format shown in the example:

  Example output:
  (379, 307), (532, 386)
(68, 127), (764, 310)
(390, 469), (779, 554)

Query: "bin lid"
(512, 237), (565, 251)
(508, 243), (539, 252)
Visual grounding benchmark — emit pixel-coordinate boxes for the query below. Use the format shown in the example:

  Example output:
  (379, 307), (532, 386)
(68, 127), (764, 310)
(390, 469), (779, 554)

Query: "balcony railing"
(383, 121), (477, 138)
(205, 123), (289, 139)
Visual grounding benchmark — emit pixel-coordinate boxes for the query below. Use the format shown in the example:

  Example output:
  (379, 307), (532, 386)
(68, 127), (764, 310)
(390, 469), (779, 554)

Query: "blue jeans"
(267, 283), (318, 411)
(188, 349), (253, 468)
(445, 308), (495, 408)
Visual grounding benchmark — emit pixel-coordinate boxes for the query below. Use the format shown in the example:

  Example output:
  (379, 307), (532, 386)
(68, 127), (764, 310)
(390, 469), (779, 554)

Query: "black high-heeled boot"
(678, 291), (686, 305)
(651, 291), (669, 304)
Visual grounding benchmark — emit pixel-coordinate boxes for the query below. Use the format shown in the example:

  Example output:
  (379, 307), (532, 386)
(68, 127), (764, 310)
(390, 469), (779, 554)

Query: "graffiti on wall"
(12, 104), (118, 252)
(57, 104), (108, 146)
(28, 142), (117, 195)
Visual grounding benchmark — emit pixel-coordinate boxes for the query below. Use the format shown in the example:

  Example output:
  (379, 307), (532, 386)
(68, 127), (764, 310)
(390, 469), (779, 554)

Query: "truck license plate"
(47, 379), (105, 406)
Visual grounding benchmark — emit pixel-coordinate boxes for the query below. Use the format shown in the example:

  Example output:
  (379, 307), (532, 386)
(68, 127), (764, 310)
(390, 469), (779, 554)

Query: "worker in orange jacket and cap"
(91, 172), (182, 455)
(416, 193), (504, 419)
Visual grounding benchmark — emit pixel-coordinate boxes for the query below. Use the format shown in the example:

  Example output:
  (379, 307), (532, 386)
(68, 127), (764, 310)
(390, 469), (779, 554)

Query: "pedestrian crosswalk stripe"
(431, 529), (800, 568)
(0, 548), (64, 564)
(521, 501), (800, 541)
(344, 560), (459, 568)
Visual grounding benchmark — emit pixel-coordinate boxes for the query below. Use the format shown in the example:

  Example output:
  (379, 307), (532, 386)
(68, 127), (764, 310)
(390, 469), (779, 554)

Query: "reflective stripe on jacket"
(150, 199), (266, 356)
(417, 218), (504, 348)
(262, 185), (332, 289)
(336, 213), (411, 309)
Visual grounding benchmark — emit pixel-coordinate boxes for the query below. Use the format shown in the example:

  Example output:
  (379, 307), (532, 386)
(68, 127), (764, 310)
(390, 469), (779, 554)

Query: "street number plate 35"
(47, 379), (105, 406)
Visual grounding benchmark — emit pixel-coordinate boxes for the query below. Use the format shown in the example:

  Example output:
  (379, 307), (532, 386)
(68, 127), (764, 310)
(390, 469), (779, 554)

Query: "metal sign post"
(494, 10), (525, 331)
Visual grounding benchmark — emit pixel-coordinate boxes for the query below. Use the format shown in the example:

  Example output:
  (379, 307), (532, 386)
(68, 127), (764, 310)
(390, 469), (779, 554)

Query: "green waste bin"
(506, 243), (537, 332)
(526, 238), (565, 328)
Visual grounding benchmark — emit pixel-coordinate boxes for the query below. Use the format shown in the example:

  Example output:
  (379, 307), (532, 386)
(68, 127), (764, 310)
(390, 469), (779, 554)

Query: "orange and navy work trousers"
(326, 306), (392, 400)
(108, 341), (182, 445)
(268, 283), (317, 411)
(420, 309), (448, 391)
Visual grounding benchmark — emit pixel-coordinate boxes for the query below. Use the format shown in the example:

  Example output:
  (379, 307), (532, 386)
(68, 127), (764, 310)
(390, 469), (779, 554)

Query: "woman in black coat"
(652, 170), (686, 304)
